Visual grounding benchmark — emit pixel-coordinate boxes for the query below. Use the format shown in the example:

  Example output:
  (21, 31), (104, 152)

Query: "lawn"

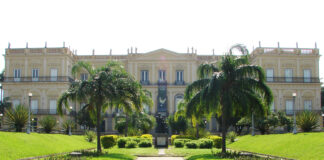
(0, 131), (96, 160)
(228, 132), (324, 160)
(107, 146), (158, 156)
(166, 146), (220, 157)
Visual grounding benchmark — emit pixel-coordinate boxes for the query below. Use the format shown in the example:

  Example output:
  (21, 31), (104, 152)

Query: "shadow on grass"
(93, 153), (134, 160)
(187, 154), (225, 160)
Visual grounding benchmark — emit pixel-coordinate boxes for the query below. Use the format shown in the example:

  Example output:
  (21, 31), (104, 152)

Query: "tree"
(115, 111), (155, 135)
(57, 61), (145, 153)
(4, 105), (29, 132)
(167, 115), (188, 134)
(185, 44), (273, 154)
(76, 107), (96, 130)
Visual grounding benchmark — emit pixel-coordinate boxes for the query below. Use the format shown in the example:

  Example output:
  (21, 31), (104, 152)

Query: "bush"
(198, 138), (213, 148)
(185, 140), (199, 149)
(207, 135), (222, 148)
(39, 116), (56, 133)
(101, 135), (118, 149)
(174, 139), (185, 148)
(62, 119), (75, 134)
(117, 137), (128, 148)
(278, 111), (293, 132)
(138, 140), (152, 147)
(84, 130), (96, 142)
(171, 135), (196, 144)
(297, 111), (319, 132)
(126, 140), (137, 148)
(4, 105), (28, 132)
(227, 131), (237, 142)
(141, 134), (153, 140)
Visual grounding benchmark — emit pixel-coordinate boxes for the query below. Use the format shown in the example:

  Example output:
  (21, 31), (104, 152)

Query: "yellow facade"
(1, 45), (322, 132)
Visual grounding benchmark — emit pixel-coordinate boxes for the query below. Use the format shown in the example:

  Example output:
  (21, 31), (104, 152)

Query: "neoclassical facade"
(1, 44), (322, 132)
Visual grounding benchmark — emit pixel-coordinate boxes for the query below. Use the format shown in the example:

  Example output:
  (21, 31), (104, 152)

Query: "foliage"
(138, 140), (152, 147)
(39, 116), (57, 133)
(167, 115), (188, 134)
(84, 130), (96, 142)
(207, 135), (222, 148)
(4, 105), (28, 132)
(115, 112), (155, 135)
(62, 119), (75, 134)
(186, 126), (210, 138)
(198, 138), (213, 148)
(171, 135), (196, 144)
(117, 137), (128, 148)
(236, 117), (251, 135)
(184, 45), (273, 153)
(297, 111), (319, 132)
(174, 139), (185, 148)
(277, 111), (293, 132)
(76, 108), (95, 129)
(185, 140), (199, 148)
(101, 135), (117, 149)
(125, 140), (137, 148)
(255, 113), (279, 134)
(0, 97), (11, 115)
(227, 131), (237, 142)
(140, 134), (153, 140)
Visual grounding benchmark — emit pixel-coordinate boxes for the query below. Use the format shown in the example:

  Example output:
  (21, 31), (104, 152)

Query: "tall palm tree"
(57, 61), (141, 153)
(185, 45), (273, 154)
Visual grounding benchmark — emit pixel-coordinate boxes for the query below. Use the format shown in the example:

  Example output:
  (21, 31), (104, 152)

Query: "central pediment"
(133, 48), (189, 60)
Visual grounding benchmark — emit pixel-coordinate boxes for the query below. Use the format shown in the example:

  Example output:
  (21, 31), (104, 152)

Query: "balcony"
(265, 77), (320, 83)
(140, 80), (150, 85)
(174, 80), (185, 85)
(4, 76), (74, 83)
(272, 109), (322, 116)
(31, 109), (67, 115)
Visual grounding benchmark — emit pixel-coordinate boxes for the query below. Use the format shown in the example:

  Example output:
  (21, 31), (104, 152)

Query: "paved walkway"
(137, 149), (184, 160)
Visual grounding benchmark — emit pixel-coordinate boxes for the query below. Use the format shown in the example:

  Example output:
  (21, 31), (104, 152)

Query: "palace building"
(1, 43), (322, 132)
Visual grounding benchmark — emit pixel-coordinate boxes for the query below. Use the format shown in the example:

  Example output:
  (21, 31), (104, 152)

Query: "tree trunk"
(125, 113), (128, 137)
(221, 114), (226, 154)
(96, 106), (102, 153)
(196, 122), (199, 139)
(251, 113), (255, 136)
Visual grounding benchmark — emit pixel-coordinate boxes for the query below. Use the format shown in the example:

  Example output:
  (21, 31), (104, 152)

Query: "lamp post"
(292, 92), (297, 134)
(69, 106), (73, 136)
(27, 92), (32, 134)
(0, 113), (3, 129)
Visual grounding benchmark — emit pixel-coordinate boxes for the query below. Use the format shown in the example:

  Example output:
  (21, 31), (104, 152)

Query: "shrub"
(171, 135), (196, 144)
(117, 137), (128, 148)
(198, 138), (213, 148)
(227, 131), (237, 142)
(278, 111), (293, 132)
(126, 140), (137, 148)
(207, 135), (222, 148)
(141, 134), (153, 140)
(174, 139), (185, 148)
(101, 135), (118, 149)
(185, 140), (199, 149)
(297, 111), (319, 132)
(84, 130), (96, 142)
(138, 140), (152, 147)
(4, 105), (28, 132)
(39, 116), (57, 133)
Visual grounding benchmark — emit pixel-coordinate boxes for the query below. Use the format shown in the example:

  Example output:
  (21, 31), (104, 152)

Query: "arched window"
(174, 94), (184, 113)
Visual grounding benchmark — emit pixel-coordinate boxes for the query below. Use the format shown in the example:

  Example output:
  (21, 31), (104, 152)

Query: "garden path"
(137, 157), (184, 160)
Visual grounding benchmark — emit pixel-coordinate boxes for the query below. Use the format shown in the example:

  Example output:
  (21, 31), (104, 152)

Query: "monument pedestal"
(154, 133), (168, 148)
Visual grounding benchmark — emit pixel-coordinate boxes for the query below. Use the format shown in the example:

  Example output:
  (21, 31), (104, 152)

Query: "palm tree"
(57, 61), (142, 153)
(185, 45), (273, 154)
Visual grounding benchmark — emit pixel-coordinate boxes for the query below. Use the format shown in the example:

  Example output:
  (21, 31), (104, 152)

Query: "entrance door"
(51, 69), (58, 81)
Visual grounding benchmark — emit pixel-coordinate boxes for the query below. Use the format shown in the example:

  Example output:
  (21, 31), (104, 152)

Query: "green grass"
(106, 146), (158, 156)
(228, 132), (324, 160)
(186, 154), (232, 160)
(166, 146), (220, 157)
(0, 131), (96, 160)
(86, 153), (136, 160)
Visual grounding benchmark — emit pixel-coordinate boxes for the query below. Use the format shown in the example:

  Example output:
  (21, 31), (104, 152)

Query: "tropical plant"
(255, 113), (279, 134)
(227, 131), (237, 142)
(76, 107), (96, 129)
(62, 119), (75, 134)
(297, 111), (319, 132)
(57, 61), (148, 153)
(184, 44), (273, 153)
(4, 105), (28, 132)
(115, 111), (155, 135)
(39, 116), (57, 133)
(236, 117), (251, 135)
(84, 130), (96, 142)
(277, 111), (293, 132)
(167, 115), (188, 134)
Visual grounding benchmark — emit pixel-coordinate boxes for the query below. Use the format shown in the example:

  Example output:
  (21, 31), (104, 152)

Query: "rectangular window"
(285, 69), (293, 82)
(31, 100), (38, 114)
(304, 100), (312, 111)
(176, 70), (184, 82)
(285, 100), (293, 115)
(49, 100), (57, 114)
(50, 69), (58, 81)
(12, 99), (20, 108)
(159, 70), (166, 81)
(303, 69), (311, 83)
(14, 69), (21, 82)
(266, 69), (274, 82)
(32, 69), (39, 81)
(141, 70), (149, 81)
(80, 73), (88, 81)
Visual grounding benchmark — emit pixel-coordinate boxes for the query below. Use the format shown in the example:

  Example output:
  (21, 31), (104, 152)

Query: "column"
(43, 58), (47, 76)
(134, 63), (137, 81)
(25, 58), (28, 76)
(152, 63), (155, 83)
(187, 62), (190, 83)
(61, 59), (65, 76)
(297, 58), (300, 77)
(169, 64), (172, 83)
(278, 58), (281, 76)
(5, 59), (10, 76)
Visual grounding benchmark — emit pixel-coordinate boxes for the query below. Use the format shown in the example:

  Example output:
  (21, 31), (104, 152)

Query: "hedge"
(171, 135), (196, 145)
(207, 135), (222, 148)
(101, 135), (118, 149)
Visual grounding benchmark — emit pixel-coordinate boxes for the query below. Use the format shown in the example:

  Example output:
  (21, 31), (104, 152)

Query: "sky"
(0, 0), (323, 84)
